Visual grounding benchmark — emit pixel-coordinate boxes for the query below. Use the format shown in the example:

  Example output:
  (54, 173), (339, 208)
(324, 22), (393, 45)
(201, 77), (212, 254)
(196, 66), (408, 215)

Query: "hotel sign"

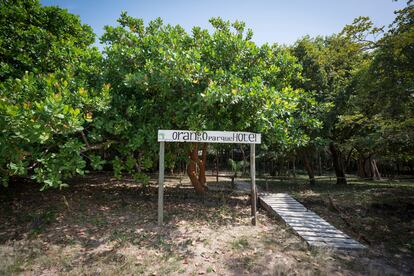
(158, 130), (261, 144)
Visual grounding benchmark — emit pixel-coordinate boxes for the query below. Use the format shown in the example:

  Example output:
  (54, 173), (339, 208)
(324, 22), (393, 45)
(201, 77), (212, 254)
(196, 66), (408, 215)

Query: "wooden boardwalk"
(259, 193), (366, 250)
(234, 180), (252, 193)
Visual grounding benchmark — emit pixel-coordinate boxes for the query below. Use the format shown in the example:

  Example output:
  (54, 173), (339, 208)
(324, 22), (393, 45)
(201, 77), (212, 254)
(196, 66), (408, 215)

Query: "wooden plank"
(266, 202), (299, 205)
(308, 241), (366, 250)
(290, 225), (339, 232)
(302, 236), (359, 243)
(282, 217), (332, 223)
(157, 142), (165, 225)
(292, 226), (344, 234)
(234, 181), (251, 191)
(277, 213), (320, 219)
(297, 231), (350, 239)
(269, 207), (307, 211)
(250, 144), (257, 226)
(268, 204), (306, 208)
(267, 203), (302, 206)
(267, 204), (305, 208)
(262, 200), (299, 203)
(263, 198), (304, 202)
(277, 210), (319, 215)
(288, 222), (338, 228)
(279, 215), (322, 220)
(284, 220), (333, 227)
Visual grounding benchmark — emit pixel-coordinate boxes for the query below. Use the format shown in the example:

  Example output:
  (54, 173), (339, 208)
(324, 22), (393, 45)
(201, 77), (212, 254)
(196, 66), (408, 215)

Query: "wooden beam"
(250, 144), (257, 225)
(158, 142), (165, 225)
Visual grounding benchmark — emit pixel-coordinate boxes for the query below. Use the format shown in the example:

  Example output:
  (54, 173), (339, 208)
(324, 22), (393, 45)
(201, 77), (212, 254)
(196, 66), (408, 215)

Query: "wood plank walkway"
(234, 180), (252, 193)
(259, 193), (366, 250)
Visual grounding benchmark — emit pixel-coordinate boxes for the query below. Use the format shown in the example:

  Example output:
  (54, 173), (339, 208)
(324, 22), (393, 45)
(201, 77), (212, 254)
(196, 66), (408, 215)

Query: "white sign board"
(158, 130), (261, 144)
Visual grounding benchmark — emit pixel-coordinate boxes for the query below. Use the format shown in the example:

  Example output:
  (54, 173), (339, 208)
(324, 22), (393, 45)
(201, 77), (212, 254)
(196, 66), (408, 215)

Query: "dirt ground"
(0, 174), (412, 275)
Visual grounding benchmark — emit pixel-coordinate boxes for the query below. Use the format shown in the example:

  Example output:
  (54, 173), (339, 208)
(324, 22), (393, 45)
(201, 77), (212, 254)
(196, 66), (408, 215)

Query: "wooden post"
(158, 142), (165, 225)
(250, 144), (257, 225)
(216, 148), (219, 183)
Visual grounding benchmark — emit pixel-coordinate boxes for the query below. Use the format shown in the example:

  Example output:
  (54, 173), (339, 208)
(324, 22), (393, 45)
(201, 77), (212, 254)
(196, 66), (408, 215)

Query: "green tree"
(0, 0), (95, 80)
(338, 2), (414, 177)
(101, 14), (320, 193)
(292, 32), (367, 184)
(0, 0), (111, 189)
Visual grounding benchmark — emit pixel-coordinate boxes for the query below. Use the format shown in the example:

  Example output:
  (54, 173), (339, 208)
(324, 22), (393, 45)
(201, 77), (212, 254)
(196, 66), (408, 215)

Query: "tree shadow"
(0, 173), (251, 259)
(1, 173), (412, 274)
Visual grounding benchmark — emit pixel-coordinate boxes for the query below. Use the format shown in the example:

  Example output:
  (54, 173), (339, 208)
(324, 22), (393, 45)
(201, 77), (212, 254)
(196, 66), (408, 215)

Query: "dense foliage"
(340, 4), (414, 163)
(99, 13), (320, 189)
(1, 0), (413, 189)
(0, 0), (110, 189)
(290, 2), (414, 183)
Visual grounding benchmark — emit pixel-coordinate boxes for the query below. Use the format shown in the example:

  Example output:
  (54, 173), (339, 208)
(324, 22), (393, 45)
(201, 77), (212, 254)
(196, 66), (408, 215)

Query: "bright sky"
(41, 0), (406, 48)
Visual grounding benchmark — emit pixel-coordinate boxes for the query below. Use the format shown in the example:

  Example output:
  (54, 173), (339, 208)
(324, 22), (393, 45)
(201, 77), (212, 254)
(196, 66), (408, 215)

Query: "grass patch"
(29, 209), (57, 236)
(231, 236), (250, 250)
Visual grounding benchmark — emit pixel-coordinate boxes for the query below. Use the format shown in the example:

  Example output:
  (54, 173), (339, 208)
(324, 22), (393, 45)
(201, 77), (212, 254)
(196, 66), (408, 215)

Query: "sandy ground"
(0, 174), (408, 275)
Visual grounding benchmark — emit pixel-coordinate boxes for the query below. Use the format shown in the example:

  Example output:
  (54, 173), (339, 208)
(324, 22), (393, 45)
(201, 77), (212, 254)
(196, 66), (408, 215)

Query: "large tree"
(0, 0), (111, 189)
(101, 14), (320, 193)
(291, 33), (367, 184)
(338, 2), (414, 178)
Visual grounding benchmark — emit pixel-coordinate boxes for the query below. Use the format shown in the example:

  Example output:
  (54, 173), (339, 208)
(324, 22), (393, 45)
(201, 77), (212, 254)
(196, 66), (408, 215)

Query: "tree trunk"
(303, 152), (315, 185)
(329, 142), (347, 185)
(215, 148), (219, 183)
(345, 148), (354, 173)
(198, 143), (207, 186)
(357, 155), (381, 181)
(357, 157), (367, 178)
(239, 145), (247, 176)
(270, 160), (277, 176)
(318, 152), (322, 176)
(187, 143), (208, 194)
(370, 158), (381, 180)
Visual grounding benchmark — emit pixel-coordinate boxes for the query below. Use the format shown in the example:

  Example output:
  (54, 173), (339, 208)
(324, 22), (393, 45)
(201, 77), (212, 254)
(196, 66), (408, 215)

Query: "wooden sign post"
(157, 130), (262, 226)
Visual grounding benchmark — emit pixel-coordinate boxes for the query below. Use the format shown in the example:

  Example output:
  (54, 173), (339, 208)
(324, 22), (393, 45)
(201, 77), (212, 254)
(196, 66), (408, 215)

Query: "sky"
(40, 0), (407, 49)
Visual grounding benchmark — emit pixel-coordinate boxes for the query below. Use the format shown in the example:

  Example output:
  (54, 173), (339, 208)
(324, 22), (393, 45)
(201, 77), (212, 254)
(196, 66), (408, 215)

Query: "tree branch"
(0, 166), (8, 174)
(345, 147), (354, 171)
(80, 130), (113, 153)
(81, 131), (90, 148)
(80, 141), (113, 153)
